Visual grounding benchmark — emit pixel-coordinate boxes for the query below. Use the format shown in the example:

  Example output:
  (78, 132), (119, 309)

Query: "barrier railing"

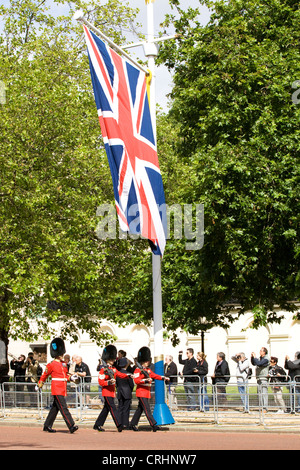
(169, 375), (299, 427)
(1, 374), (300, 428)
(0, 382), (3, 418)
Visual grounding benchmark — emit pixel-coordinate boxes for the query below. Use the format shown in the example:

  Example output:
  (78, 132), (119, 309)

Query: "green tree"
(156, 0), (300, 333)
(0, 0), (143, 375)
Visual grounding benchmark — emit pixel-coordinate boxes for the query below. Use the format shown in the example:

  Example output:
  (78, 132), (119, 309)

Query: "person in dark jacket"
(285, 351), (300, 413)
(10, 355), (26, 381)
(10, 355), (26, 404)
(179, 348), (198, 411)
(164, 355), (178, 409)
(268, 357), (287, 413)
(116, 357), (134, 429)
(164, 355), (178, 382)
(194, 352), (209, 411)
(212, 352), (230, 406)
(75, 356), (92, 408)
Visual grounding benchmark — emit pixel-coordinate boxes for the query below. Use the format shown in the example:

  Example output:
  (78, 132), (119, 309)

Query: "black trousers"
(118, 396), (132, 427)
(130, 397), (157, 427)
(44, 395), (75, 430)
(95, 396), (122, 428)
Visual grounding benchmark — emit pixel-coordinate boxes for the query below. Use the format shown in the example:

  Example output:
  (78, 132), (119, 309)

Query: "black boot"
(93, 424), (105, 432)
(70, 425), (78, 434)
(129, 425), (139, 431)
(43, 426), (56, 433)
(152, 425), (162, 432)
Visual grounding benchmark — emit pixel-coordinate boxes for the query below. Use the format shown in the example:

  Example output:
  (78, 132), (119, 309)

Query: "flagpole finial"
(73, 10), (84, 21)
(145, 0), (155, 4)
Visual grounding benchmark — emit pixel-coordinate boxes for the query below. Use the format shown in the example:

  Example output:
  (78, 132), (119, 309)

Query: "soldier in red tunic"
(93, 345), (132, 432)
(129, 346), (169, 432)
(38, 338), (78, 434)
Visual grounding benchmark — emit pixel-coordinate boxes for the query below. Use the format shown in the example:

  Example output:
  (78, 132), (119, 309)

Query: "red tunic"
(134, 367), (163, 399)
(98, 366), (129, 397)
(39, 360), (70, 397)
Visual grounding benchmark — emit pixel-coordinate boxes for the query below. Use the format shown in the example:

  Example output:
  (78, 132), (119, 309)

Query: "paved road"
(0, 426), (300, 450)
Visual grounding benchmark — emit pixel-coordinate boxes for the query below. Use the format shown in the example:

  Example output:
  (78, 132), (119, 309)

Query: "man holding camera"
(251, 347), (270, 412)
(10, 355), (26, 405)
(22, 352), (40, 407)
(268, 357), (287, 413)
(178, 349), (198, 411)
(231, 353), (250, 413)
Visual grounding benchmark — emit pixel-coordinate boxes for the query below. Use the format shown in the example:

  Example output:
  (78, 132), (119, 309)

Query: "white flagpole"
(144, 0), (174, 427)
(73, 10), (149, 75)
(74, 4), (174, 426)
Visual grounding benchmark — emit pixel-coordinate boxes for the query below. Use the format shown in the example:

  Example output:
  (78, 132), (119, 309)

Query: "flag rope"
(146, 69), (152, 107)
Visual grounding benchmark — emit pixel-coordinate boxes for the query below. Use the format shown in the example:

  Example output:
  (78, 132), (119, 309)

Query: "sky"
(124, 0), (211, 110)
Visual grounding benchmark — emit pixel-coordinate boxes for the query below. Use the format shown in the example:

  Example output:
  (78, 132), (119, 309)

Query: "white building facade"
(7, 306), (300, 378)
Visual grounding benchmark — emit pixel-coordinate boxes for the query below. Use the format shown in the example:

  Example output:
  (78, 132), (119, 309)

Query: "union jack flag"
(83, 26), (166, 256)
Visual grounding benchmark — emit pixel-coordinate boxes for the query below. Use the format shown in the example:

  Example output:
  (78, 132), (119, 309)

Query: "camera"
(268, 367), (277, 377)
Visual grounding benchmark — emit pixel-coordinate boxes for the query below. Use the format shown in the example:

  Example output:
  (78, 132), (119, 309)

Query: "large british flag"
(83, 26), (167, 256)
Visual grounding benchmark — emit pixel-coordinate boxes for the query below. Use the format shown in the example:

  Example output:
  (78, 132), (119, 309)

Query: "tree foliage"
(156, 0), (300, 332)
(0, 0), (299, 359)
(0, 0), (144, 353)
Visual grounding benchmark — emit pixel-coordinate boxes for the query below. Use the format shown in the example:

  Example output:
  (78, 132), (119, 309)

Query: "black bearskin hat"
(138, 346), (151, 364)
(102, 344), (117, 362)
(50, 338), (66, 358)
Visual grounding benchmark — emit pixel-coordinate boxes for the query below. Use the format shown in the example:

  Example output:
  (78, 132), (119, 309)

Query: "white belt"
(52, 378), (67, 382)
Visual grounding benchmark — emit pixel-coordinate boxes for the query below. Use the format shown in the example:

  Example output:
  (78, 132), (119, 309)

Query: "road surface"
(0, 426), (300, 451)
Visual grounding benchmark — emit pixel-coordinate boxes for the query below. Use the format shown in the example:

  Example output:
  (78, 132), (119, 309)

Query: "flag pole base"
(153, 402), (175, 426)
(153, 358), (175, 426)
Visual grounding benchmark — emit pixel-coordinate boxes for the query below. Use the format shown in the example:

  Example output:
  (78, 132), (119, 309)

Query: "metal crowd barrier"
(1, 374), (300, 428)
(0, 382), (3, 418)
(167, 374), (300, 427)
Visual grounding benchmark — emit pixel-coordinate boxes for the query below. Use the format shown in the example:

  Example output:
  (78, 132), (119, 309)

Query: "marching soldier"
(93, 344), (132, 432)
(38, 338), (78, 433)
(129, 346), (169, 432)
(116, 357), (134, 429)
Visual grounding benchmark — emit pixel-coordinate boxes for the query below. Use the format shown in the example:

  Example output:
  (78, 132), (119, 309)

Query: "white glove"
(71, 374), (80, 384)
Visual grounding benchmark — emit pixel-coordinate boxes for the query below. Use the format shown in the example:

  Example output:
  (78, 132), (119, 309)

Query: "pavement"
(1, 409), (300, 450)
(1, 420), (300, 451)
(1, 409), (300, 433)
